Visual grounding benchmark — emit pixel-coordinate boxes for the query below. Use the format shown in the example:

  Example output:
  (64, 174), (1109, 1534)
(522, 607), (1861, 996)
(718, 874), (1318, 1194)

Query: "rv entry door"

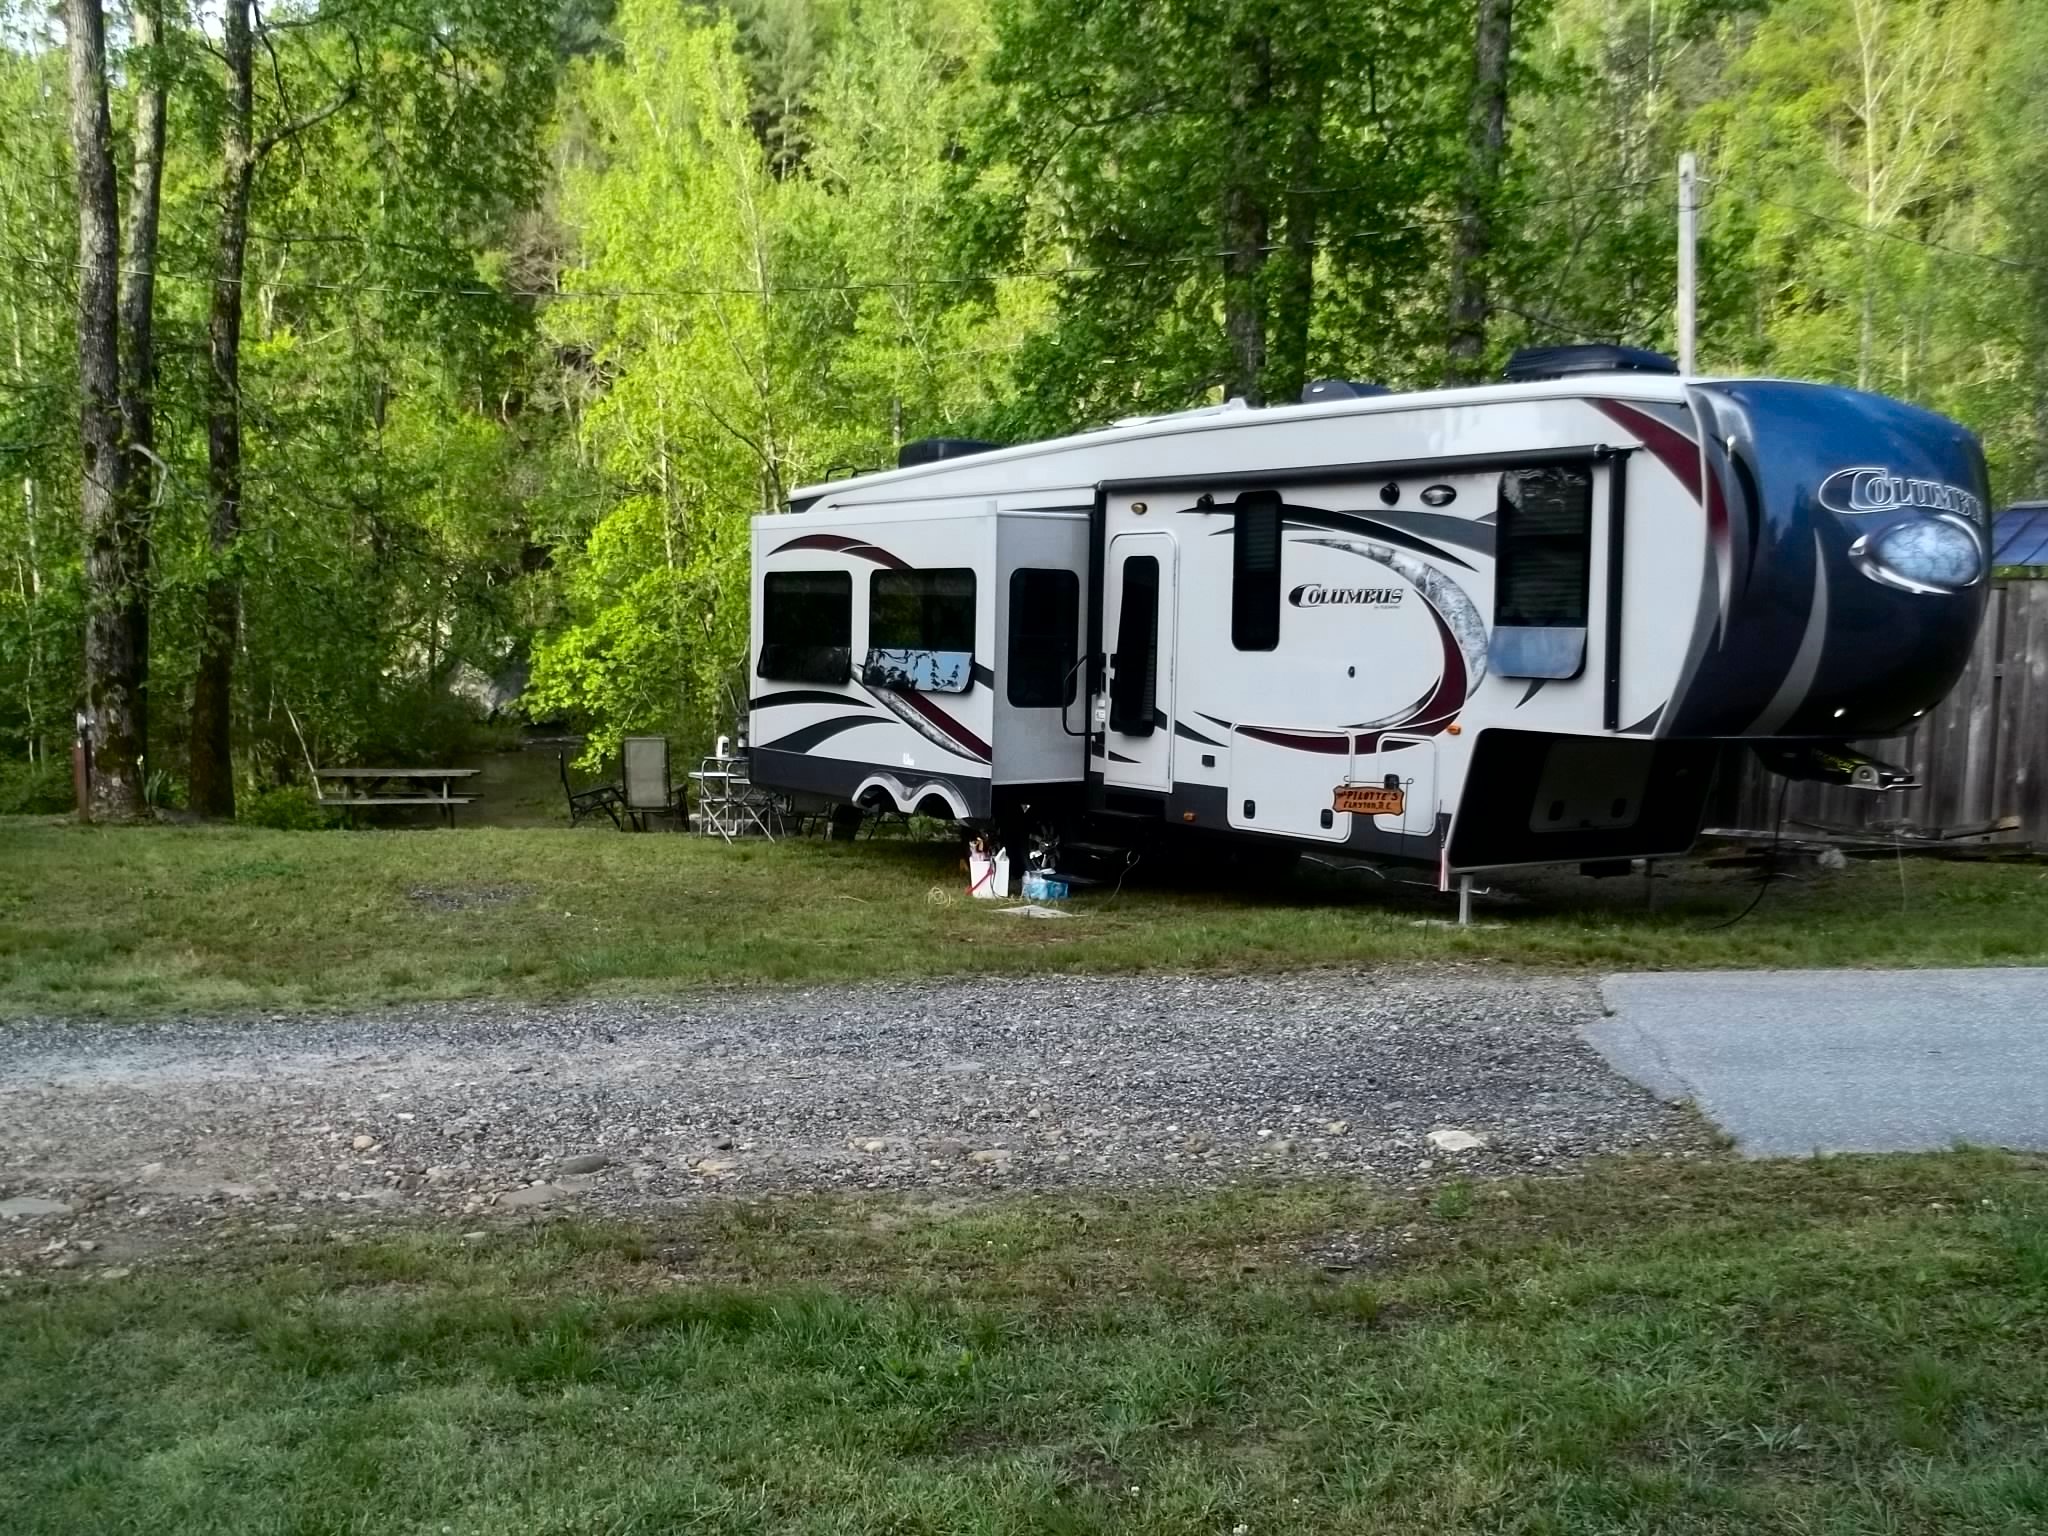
(1100, 531), (1177, 795)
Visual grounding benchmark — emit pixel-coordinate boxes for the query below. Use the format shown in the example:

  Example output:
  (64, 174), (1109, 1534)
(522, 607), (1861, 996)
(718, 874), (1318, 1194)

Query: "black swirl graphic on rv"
(768, 532), (910, 569)
(1199, 505), (1487, 566)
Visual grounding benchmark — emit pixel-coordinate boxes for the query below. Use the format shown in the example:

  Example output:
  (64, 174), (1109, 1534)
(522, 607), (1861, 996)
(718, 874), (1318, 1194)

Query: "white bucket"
(968, 850), (1011, 899)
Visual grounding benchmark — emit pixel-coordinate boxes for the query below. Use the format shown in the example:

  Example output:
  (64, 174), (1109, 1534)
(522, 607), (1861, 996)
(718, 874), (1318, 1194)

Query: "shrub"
(0, 757), (76, 815)
(237, 785), (343, 831)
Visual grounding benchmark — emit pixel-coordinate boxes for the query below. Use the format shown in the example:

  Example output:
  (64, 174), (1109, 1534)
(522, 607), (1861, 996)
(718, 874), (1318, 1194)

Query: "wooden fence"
(1721, 579), (2048, 842)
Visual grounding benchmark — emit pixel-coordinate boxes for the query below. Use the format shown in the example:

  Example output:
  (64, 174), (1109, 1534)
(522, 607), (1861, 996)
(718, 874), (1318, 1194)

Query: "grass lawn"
(4, 1153), (2047, 1533)
(5, 818), (2048, 1016)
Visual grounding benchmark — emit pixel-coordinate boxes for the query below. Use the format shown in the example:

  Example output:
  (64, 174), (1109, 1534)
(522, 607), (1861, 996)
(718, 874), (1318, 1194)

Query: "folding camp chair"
(621, 736), (683, 830)
(560, 752), (625, 829)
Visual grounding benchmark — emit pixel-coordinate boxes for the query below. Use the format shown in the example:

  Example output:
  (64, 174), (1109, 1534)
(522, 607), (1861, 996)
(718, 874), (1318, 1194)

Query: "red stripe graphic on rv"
(1236, 603), (1470, 756)
(1231, 572), (1473, 755)
(894, 688), (992, 762)
(1594, 397), (1732, 635)
(1402, 603), (1471, 734)
(770, 533), (910, 570)
(1594, 399), (1702, 501)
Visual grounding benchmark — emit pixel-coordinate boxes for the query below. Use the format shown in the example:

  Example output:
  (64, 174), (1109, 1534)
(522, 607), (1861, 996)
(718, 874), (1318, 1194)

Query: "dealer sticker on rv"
(1334, 784), (1405, 815)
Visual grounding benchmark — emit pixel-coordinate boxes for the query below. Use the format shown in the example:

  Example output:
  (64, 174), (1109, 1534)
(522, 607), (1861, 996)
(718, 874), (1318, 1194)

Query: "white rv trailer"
(747, 346), (1989, 875)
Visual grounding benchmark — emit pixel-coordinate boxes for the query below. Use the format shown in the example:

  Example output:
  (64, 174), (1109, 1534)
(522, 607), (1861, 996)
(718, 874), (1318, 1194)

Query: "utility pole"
(1677, 152), (1698, 375)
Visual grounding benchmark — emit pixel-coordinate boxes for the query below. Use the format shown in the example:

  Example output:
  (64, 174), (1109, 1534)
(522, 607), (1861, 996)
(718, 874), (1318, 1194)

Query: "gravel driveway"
(0, 970), (1708, 1272)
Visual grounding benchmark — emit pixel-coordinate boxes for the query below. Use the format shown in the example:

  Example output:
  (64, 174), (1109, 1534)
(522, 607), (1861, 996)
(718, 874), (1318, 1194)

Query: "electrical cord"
(1708, 773), (1790, 930)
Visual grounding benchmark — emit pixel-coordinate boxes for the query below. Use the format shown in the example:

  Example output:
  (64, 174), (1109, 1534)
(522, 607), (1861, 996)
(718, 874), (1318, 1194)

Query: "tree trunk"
(119, 0), (167, 768)
(1445, 0), (1514, 385)
(1266, 76), (1323, 406)
(189, 0), (255, 819)
(1219, 26), (1271, 405)
(66, 0), (147, 821)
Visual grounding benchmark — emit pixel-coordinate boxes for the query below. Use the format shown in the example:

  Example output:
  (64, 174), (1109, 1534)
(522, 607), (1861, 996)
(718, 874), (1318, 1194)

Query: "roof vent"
(1503, 344), (1678, 382)
(897, 436), (998, 469)
(1300, 379), (1391, 402)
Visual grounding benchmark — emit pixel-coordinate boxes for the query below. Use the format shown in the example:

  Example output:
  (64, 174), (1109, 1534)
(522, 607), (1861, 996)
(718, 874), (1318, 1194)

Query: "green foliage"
(966, 0), (1470, 423)
(525, 0), (1023, 760)
(8, 0), (2048, 768)
(234, 784), (342, 831)
(0, 12), (84, 767)
(1, 0), (558, 785)
(1518, 0), (2042, 495)
(0, 757), (73, 814)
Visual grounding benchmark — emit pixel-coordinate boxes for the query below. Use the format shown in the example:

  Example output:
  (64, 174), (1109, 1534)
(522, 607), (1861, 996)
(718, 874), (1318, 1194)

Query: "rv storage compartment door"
(1228, 729), (1351, 843)
(1347, 733), (1438, 839)
(1101, 532), (1177, 795)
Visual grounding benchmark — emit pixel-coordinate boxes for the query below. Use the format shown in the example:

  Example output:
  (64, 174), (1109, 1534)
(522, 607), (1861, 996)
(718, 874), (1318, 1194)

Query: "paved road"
(1590, 968), (2048, 1157)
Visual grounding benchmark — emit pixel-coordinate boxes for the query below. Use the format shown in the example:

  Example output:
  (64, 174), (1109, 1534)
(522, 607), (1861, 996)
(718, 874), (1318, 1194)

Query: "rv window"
(1491, 465), (1593, 680)
(1231, 490), (1283, 651)
(757, 570), (851, 684)
(1496, 466), (1592, 626)
(870, 568), (976, 652)
(1007, 568), (1081, 709)
(1109, 555), (1160, 735)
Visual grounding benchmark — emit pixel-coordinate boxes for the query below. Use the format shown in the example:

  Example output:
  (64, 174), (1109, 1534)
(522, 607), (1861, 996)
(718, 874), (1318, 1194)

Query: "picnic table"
(313, 767), (479, 826)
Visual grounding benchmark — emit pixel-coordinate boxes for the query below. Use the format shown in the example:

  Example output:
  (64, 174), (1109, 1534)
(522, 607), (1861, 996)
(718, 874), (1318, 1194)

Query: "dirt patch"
(405, 882), (534, 912)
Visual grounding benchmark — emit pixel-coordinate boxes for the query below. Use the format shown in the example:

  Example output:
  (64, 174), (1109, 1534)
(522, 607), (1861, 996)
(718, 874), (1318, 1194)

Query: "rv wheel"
(828, 805), (865, 842)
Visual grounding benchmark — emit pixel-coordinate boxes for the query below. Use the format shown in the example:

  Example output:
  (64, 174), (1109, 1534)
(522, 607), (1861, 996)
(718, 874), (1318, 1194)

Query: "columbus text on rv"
(746, 345), (1990, 878)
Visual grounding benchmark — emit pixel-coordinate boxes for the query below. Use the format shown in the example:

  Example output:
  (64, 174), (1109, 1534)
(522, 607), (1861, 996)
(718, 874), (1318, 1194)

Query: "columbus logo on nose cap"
(1819, 466), (1984, 522)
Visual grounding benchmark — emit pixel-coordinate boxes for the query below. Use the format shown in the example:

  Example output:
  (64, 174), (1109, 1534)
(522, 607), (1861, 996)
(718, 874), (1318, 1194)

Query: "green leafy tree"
(526, 0), (1017, 758)
(966, 0), (1469, 430)
(1, 18), (83, 773)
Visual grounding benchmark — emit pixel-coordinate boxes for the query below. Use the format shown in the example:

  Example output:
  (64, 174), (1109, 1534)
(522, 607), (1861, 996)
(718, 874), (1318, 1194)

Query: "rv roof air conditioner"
(1503, 344), (1678, 382)
(1299, 379), (1392, 403)
(897, 436), (999, 469)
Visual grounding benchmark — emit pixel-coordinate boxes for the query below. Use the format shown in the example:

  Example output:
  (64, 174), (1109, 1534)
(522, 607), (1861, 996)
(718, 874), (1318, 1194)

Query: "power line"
(1719, 185), (2039, 275)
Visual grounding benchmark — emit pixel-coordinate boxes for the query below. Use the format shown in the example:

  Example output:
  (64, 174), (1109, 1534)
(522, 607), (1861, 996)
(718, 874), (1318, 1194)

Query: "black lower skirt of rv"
(1445, 730), (1721, 870)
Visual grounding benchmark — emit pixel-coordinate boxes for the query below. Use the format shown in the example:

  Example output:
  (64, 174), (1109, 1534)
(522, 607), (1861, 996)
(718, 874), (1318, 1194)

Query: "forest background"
(5, 0), (2046, 818)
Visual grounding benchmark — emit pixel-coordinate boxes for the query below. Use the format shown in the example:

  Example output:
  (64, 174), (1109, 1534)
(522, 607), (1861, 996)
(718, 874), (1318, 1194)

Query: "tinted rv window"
(1109, 555), (1159, 735)
(1007, 568), (1081, 709)
(1232, 490), (1283, 651)
(870, 569), (976, 652)
(757, 570), (851, 683)
(1496, 466), (1593, 627)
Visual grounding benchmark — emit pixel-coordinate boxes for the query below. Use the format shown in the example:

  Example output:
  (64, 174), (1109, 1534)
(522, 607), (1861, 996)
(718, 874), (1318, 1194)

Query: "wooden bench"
(313, 768), (480, 826)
